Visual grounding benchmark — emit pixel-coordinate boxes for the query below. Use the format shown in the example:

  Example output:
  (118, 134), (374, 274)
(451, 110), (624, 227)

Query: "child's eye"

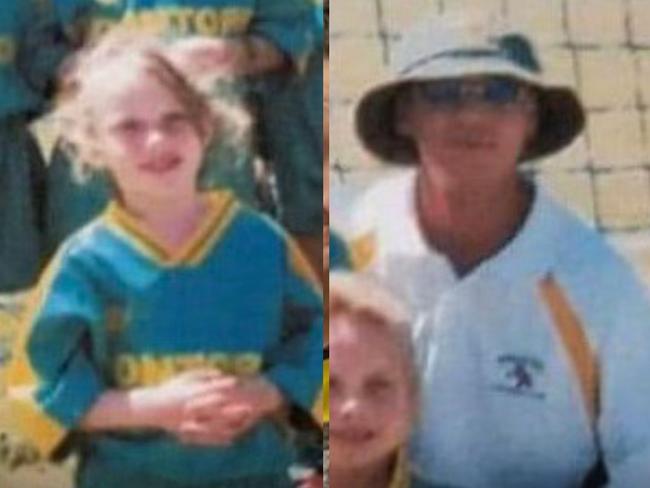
(113, 120), (143, 134)
(365, 378), (393, 396)
(162, 113), (192, 131)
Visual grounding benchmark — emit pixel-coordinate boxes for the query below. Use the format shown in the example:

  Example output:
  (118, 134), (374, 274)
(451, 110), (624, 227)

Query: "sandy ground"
(0, 397), (73, 488)
(0, 462), (72, 488)
(0, 302), (73, 488)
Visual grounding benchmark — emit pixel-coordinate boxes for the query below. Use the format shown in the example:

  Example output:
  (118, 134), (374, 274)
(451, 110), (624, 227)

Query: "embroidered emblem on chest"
(491, 353), (546, 399)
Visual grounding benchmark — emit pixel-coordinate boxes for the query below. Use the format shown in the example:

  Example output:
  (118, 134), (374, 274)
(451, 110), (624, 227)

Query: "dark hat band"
(400, 48), (501, 75)
(400, 34), (542, 77)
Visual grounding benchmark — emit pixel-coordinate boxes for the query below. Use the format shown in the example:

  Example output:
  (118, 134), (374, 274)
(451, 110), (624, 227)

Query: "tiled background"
(329, 0), (650, 281)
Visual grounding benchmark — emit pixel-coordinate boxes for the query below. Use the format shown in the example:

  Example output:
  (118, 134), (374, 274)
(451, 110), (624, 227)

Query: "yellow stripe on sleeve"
(312, 357), (329, 424)
(349, 232), (377, 271)
(6, 254), (71, 457)
(287, 236), (322, 296)
(7, 386), (67, 457)
(538, 274), (599, 428)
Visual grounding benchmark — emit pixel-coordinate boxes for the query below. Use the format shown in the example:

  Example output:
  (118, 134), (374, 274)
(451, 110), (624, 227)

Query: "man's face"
(397, 77), (537, 186)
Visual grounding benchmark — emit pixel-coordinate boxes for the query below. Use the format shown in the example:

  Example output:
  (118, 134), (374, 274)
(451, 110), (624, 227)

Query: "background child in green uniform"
(258, 0), (325, 279)
(0, 0), (66, 292)
(8, 35), (322, 488)
(45, 0), (318, 260)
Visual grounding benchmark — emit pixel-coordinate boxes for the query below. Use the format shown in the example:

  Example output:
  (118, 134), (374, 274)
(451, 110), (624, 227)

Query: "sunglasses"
(416, 78), (533, 108)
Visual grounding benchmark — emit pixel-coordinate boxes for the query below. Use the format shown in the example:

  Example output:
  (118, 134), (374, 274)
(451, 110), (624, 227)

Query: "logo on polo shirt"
(491, 353), (546, 399)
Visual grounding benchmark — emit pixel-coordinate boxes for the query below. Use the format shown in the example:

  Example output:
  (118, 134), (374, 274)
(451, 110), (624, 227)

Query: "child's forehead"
(330, 316), (406, 360)
(86, 67), (184, 118)
(84, 57), (154, 93)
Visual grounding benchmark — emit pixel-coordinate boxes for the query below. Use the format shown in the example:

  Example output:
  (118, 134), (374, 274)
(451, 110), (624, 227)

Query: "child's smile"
(330, 425), (376, 444)
(138, 154), (183, 174)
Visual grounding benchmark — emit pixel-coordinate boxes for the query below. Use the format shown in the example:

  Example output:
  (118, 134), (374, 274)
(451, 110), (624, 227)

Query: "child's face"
(329, 317), (414, 470)
(95, 71), (205, 202)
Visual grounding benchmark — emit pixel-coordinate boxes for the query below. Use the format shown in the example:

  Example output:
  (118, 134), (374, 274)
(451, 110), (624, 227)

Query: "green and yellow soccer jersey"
(54, 0), (314, 67)
(0, 0), (66, 118)
(8, 191), (323, 485)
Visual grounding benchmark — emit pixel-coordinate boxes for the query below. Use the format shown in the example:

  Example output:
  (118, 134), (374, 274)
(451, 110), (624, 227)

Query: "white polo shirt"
(349, 169), (650, 488)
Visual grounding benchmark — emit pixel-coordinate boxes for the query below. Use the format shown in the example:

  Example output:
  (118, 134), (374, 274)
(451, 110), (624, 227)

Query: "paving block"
(595, 170), (650, 230)
(330, 0), (379, 35)
(541, 47), (578, 90)
(537, 170), (596, 224)
(636, 53), (650, 107)
(587, 110), (644, 168)
(629, 0), (650, 45)
(506, 0), (566, 44)
(578, 50), (636, 109)
(382, 0), (440, 34)
(566, 0), (627, 45)
(442, 0), (504, 23)
(330, 37), (387, 103)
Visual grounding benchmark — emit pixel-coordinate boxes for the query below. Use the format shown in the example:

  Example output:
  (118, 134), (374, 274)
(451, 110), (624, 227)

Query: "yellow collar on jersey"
(103, 190), (238, 267)
(389, 448), (411, 488)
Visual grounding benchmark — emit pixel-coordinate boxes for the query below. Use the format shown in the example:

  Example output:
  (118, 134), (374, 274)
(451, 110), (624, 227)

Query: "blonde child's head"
(53, 33), (249, 192)
(329, 271), (418, 472)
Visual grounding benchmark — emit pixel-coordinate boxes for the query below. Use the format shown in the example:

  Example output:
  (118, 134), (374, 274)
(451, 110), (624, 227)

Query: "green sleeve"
(265, 234), (323, 413)
(7, 247), (107, 458)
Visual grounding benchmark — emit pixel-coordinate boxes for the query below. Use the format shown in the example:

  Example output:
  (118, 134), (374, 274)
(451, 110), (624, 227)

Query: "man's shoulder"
(536, 189), (630, 278)
(538, 192), (650, 334)
(346, 170), (426, 270)
(351, 169), (416, 235)
(359, 169), (415, 209)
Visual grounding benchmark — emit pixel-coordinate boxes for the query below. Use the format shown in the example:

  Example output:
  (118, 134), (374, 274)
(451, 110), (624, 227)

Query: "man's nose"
(453, 102), (497, 123)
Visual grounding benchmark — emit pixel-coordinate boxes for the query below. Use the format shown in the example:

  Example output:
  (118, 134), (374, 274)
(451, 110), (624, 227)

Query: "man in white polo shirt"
(347, 16), (650, 488)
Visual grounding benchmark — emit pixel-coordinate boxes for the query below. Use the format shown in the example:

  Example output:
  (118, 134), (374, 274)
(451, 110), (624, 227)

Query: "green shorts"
(259, 55), (323, 235)
(76, 468), (293, 488)
(0, 118), (46, 291)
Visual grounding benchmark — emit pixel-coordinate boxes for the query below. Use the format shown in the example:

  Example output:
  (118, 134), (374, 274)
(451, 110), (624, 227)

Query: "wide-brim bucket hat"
(355, 17), (586, 164)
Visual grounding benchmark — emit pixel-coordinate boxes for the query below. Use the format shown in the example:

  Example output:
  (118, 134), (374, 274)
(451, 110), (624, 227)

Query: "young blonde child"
(7, 35), (323, 488)
(329, 272), (448, 488)
(45, 0), (320, 263)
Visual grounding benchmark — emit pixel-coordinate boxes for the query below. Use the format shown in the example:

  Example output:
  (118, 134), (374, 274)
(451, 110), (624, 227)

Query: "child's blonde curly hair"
(53, 32), (250, 182)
